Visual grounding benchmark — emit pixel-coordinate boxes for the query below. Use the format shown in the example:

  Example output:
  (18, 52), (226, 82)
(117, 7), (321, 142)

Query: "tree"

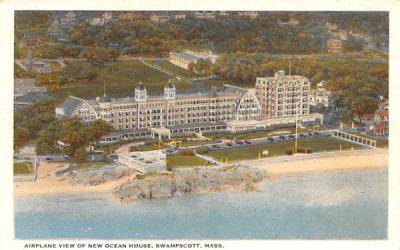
(36, 74), (61, 91)
(351, 96), (378, 116)
(73, 147), (86, 162)
(80, 47), (118, 67)
(85, 119), (112, 142)
(192, 59), (212, 76)
(14, 101), (56, 140)
(14, 127), (29, 152)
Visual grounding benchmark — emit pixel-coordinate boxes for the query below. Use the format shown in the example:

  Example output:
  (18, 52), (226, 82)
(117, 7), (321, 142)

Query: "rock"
(68, 164), (133, 186)
(113, 167), (266, 202)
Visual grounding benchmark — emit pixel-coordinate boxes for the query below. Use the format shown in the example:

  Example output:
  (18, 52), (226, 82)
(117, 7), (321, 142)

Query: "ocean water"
(15, 168), (388, 239)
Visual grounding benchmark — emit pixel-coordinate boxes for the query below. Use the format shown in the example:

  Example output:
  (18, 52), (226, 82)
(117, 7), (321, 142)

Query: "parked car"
(289, 135), (295, 139)
(244, 140), (252, 145)
(279, 135), (286, 140)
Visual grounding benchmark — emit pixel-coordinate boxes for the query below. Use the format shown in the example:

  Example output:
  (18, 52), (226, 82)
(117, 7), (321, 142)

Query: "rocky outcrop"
(113, 167), (266, 202)
(59, 164), (134, 186)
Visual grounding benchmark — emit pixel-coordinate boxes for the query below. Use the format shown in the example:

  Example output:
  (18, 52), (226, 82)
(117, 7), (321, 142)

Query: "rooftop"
(15, 92), (54, 104)
(170, 50), (218, 62)
(171, 51), (202, 62)
(96, 85), (245, 104)
(57, 96), (86, 116)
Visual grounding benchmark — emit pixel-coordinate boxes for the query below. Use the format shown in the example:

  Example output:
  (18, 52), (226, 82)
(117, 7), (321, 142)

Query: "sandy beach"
(14, 149), (388, 197)
(14, 161), (134, 198)
(251, 149), (388, 177)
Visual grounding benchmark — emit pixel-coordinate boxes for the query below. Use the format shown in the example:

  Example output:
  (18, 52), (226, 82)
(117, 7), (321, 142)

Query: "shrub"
(306, 148), (312, 154)
(286, 148), (293, 155)
(297, 148), (306, 154)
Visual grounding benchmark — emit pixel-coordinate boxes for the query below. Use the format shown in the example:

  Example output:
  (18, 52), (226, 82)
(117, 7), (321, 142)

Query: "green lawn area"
(130, 140), (210, 152)
(205, 136), (365, 163)
(130, 143), (165, 152)
(13, 162), (33, 175)
(51, 82), (138, 102)
(348, 132), (388, 148)
(376, 139), (389, 148)
(51, 60), (195, 102)
(180, 140), (211, 147)
(154, 60), (196, 77)
(206, 126), (312, 140)
(63, 60), (171, 85)
(166, 155), (211, 168)
(202, 79), (229, 88)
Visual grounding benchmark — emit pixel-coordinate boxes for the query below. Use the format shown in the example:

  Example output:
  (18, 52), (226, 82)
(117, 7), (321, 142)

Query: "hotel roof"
(171, 51), (202, 61)
(57, 96), (87, 116)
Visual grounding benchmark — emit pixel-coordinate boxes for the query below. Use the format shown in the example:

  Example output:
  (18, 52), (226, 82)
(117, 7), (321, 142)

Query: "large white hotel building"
(255, 70), (311, 118)
(56, 70), (322, 143)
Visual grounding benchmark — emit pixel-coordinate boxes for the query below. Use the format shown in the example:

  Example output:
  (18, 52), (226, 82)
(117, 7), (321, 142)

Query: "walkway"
(195, 153), (221, 165)
(138, 58), (175, 77)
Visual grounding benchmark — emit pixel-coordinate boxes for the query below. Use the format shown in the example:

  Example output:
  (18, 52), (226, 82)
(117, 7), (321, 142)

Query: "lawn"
(13, 161), (33, 175)
(206, 126), (311, 140)
(51, 60), (195, 102)
(129, 140), (210, 152)
(376, 139), (389, 148)
(205, 136), (365, 163)
(166, 155), (211, 168)
(51, 82), (138, 102)
(180, 140), (211, 147)
(154, 60), (196, 77)
(348, 132), (388, 148)
(202, 79), (229, 88)
(130, 143), (165, 152)
(63, 60), (171, 85)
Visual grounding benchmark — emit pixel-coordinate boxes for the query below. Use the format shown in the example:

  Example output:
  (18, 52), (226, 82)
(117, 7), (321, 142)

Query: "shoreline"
(14, 162), (134, 198)
(14, 149), (388, 198)
(252, 148), (387, 177)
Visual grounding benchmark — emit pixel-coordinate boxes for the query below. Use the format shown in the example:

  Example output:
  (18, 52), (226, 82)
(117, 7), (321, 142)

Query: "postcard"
(0, 1), (398, 250)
